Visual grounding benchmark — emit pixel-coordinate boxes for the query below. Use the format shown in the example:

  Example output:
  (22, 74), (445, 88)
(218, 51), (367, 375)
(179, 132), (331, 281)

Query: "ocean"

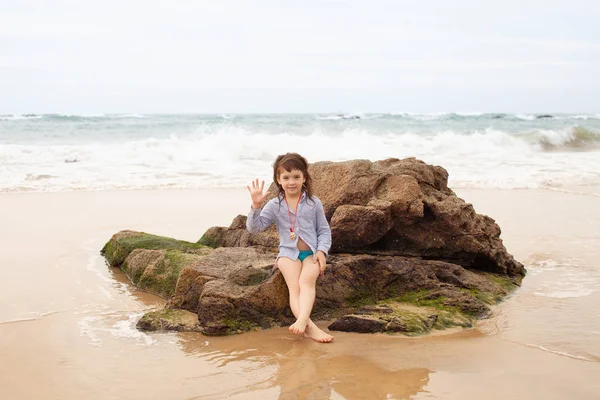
(1, 112), (599, 192)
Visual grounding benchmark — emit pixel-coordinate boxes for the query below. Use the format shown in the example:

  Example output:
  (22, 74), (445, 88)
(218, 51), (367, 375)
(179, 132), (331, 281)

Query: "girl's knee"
(287, 284), (300, 296)
(298, 278), (316, 291)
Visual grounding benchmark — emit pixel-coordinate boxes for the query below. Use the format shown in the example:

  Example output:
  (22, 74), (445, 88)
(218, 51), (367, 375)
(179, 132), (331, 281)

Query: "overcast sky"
(1, 0), (599, 114)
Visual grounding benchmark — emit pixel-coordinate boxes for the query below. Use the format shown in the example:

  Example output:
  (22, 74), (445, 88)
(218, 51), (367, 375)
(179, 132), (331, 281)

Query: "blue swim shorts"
(298, 250), (313, 262)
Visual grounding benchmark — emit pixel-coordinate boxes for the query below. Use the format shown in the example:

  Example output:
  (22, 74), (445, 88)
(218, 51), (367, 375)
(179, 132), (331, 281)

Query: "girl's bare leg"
(288, 258), (319, 334)
(288, 258), (334, 342)
(277, 257), (302, 317)
(277, 257), (333, 343)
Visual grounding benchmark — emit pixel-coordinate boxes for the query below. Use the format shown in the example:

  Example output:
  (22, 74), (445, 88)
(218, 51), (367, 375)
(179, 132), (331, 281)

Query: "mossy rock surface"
(137, 309), (201, 332)
(203, 318), (261, 336)
(335, 270), (519, 335)
(482, 272), (519, 294)
(101, 230), (208, 267)
(197, 227), (224, 248)
(122, 248), (208, 299)
(330, 290), (477, 335)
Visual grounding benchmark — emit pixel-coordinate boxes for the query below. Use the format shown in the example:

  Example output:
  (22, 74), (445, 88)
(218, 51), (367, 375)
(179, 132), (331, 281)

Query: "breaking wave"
(1, 113), (599, 192)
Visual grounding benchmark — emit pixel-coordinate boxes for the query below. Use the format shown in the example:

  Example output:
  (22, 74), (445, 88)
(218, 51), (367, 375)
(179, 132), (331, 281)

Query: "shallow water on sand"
(0, 188), (599, 399)
(458, 188), (600, 364)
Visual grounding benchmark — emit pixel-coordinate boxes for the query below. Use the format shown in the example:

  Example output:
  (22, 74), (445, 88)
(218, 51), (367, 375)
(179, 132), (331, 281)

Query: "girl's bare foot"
(289, 318), (308, 335)
(304, 324), (334, 343)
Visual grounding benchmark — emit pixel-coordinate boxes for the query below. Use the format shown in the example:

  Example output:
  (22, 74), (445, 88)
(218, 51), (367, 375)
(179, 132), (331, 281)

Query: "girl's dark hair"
(272, 153), (314, 201)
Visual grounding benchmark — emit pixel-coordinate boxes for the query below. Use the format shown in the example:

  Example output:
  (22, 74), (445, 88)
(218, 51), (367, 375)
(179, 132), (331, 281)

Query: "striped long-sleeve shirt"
(246, 192), (332, 261)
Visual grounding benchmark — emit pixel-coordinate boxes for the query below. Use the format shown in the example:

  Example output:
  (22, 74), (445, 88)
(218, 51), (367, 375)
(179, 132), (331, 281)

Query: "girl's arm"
(315, 199), (332, 255)
(246, 201), (276, 233)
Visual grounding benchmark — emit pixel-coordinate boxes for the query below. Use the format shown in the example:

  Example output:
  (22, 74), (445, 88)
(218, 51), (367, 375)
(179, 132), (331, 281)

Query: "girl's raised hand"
(246, 179), (270, 208)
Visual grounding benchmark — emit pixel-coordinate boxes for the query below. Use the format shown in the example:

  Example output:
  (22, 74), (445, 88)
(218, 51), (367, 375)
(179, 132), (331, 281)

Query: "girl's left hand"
(314, 251), (327, 277)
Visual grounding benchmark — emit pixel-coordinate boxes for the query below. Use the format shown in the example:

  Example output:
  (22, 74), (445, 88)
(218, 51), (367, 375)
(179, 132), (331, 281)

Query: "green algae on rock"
(122, 249), (207, 299)
(101, 230), (208, 267)
(137, 309), (201, 332)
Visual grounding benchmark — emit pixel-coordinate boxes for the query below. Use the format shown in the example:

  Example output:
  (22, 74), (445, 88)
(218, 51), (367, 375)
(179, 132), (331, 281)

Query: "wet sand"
(0, 188), (599, 399)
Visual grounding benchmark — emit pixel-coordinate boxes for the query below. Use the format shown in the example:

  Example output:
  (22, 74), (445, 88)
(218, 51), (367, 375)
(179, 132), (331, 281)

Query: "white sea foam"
(515, 114), (537, 121)
(454, 111), (484, 116)
(0, 131), (597, 191)
(0, 114), (43, 120)
(0, 316), (42, 325)
(534, 128), (574, 147)
(533, 288), (595, 299)
(525, 258), (559, 277)
(527, 256), (600, 298)
(554, 115), (586, 120)
(78, 315), (103, 346)
(55, 113), (106, 118)
(391, 111), (450, 117)
(77, 312), (157, 347)
(555, 114), (600, 120)
(525, 344), (595, 362)
(315, 114), (363, 120)
(114, 113), (146, 118)
(1, 114), (599, 192)
(398, 112), (451, 121)
(109, 313), (156, 345)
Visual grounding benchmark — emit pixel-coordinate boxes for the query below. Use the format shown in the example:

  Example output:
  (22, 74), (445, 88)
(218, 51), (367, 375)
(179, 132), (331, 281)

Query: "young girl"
(246, 153), (334, 343)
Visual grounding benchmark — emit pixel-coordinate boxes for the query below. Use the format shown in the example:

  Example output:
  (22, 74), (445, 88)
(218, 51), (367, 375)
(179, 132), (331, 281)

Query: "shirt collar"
(276, 191), (306, 203)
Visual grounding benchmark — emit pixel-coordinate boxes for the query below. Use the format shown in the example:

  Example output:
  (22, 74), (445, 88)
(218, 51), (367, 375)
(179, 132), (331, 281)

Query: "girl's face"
(277, 168), (305, 196)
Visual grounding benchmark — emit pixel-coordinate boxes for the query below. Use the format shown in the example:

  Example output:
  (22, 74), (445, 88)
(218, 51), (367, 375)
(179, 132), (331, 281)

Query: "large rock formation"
(102, 158), (525, 336)
(200, 158), (524, 277)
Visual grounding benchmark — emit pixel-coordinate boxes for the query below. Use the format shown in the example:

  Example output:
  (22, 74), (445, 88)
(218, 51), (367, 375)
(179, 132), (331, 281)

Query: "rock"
(330, 205), (393, 249)
(103, 230), (516, 335)
(178, 247), (289, 336)
(385, 317), (411, 333)
(328, 302), (472, 335)
(328, 315), (387, 333)
(357, 305), (394, 314)
(120, 247), (209, 299)
(137, 309), (201, 332)
(102, 230), (208, 267)
(312, 254), (514, 319)
(202, 158), (525, 280)
(198, 218), (279, 250)
(102, 157), (526, 336)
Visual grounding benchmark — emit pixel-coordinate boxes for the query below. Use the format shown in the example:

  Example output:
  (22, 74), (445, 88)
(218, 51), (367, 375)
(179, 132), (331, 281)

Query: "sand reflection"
(276, 352), (429, 399)
(179, 329), (430, 399)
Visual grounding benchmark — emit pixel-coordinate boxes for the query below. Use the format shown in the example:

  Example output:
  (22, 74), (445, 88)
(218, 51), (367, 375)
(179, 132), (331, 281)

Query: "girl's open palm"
(247, 179), (270, 207)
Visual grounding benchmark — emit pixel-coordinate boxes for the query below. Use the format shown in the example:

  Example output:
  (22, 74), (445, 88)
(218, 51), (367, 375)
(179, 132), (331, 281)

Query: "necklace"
(284, 194), (299, 240)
